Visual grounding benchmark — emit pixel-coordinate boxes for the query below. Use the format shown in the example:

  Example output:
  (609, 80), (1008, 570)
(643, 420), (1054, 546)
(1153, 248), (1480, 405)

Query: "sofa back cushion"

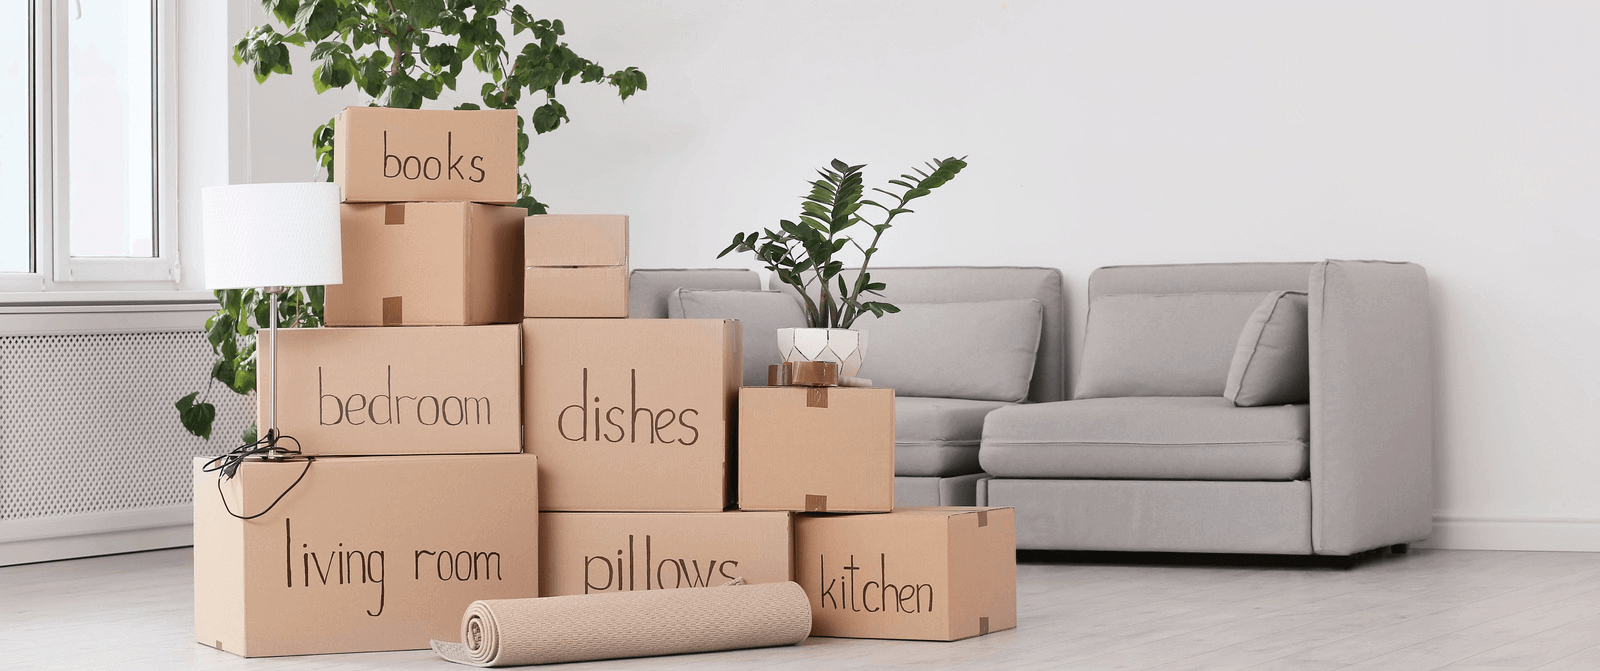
(1225, 291), (1311, 406)
(667, 289), (806, 387)
(853, 299), (1043, 402)
(1076, 292), (1270, 399)
(770, 266), (1067, 403)
(1089, 262), (1315, 300)
(628, 268), (761, 318)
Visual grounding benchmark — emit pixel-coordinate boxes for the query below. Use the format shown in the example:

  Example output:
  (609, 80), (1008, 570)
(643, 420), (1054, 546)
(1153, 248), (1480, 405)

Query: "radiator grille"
(0, 331), (253, 520)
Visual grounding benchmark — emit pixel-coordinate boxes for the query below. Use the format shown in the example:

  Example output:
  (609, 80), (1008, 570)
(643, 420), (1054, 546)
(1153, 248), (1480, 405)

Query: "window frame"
(0, 0), (181, 294)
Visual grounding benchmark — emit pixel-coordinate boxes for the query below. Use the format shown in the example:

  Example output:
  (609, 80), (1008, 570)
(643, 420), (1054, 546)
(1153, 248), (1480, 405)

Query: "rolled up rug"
(431, 580), (811, 667)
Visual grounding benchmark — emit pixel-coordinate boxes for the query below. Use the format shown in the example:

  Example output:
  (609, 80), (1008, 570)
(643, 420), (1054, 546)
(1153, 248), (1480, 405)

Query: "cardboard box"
(334, 106), (518, 204)
(193, 453), (540, 657)
(794, 507), (1017, 641)
(539, 512), (792, 596)
(738, 386), (895, 513)
(524, 266), (629, 318)
(325, 202), (526, 326)
(522, 319), (741, 511)
(524, 215), (628, 318)
(258, 324), (521, 456)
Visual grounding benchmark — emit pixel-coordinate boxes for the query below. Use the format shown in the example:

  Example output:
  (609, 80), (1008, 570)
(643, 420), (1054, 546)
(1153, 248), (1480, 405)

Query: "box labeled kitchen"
(522, 318), (740, 511)
(258, 324), (521, 456)
(333, 106), (518, 204)
(325, 202), (525, 326)
(524, 215), (629, 318)
(539, 511), (792, 596)
(794, 507), (1016, 641)
(192, 453), (540, 657)
(739, 386), (895, 513)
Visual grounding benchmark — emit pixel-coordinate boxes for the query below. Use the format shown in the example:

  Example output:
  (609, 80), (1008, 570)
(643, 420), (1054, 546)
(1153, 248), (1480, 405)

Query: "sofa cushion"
(1075, 292), (1270, 399)
(980, 397), (1309, 480)
(667, 289), (806, 387)
(895, 396), (1011, 477)
(1225, 291), (1310, 406)
(853, 299), (1043, 402)
(628, 268), (760, 318)
(771, 267), (1068, 404)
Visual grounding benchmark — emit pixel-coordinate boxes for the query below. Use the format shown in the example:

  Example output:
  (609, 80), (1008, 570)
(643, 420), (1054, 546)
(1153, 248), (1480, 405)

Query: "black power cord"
(200, 431), (314, 520)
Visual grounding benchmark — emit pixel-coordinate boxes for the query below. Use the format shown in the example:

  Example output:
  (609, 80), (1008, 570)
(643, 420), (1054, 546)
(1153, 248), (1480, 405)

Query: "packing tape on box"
(430, 580), (811, 667)
(767, 361), (873, 390)
(382, 296), (403, 326)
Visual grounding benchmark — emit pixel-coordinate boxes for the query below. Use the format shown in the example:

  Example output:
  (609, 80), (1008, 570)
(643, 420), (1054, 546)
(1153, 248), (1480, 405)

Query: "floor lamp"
(201, 182), (342, 455)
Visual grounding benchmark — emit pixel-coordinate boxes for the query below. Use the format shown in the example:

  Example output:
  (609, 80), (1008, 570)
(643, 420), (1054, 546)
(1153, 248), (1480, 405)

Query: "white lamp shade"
(201, 182), (344, 290)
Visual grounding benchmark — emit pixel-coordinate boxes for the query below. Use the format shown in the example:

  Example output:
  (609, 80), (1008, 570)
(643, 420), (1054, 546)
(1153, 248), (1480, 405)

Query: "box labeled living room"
(192, 453), (540, 657)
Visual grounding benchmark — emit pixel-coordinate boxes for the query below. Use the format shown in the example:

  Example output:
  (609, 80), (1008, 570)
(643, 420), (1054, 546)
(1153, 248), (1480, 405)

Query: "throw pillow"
(852, 299), (1043, 402)
(1224, 291), (1310, 406)
(667, 289), (807, 387)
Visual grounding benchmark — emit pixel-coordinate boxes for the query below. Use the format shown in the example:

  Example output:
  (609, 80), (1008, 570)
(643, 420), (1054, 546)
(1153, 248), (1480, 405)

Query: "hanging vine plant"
(179, 0), (647, 442)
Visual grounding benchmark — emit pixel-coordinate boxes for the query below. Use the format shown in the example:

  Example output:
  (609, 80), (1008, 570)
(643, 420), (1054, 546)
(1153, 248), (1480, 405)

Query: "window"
(1, 0), (174, 292)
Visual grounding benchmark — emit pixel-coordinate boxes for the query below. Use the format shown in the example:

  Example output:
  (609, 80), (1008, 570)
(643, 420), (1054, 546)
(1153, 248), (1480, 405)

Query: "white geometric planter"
(776, 327), (867, 377)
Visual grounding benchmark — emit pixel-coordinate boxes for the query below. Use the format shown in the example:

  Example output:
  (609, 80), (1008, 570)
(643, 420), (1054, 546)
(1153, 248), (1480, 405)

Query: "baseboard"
(1418, 514), (1600, 552)
(0, 504), (192, 566)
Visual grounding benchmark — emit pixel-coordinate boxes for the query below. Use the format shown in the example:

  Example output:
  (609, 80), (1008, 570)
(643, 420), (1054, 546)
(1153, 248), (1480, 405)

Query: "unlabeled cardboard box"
(334, 106), (517, 204)
(738, 386), (895, 513)
(258, 324), (521, 456)
(524, 215), (628, 318)
(522, 319), (741, 511)
(193, 453), (540, 657)
(325, 202), (526, 326)
(793, 507), (1017, 641)
(540, 511), (792, 596)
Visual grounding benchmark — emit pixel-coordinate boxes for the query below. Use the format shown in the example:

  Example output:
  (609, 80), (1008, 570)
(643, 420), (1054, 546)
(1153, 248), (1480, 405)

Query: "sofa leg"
(1390, 543), (1410, 555)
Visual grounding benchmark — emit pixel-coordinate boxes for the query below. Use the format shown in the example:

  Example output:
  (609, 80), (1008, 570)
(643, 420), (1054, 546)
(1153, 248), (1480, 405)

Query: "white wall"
(238, 1), (1600, 551)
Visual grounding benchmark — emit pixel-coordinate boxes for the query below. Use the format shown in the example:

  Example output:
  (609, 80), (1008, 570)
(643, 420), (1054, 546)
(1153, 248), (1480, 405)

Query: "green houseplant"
(718, 157), (966, 375)
(179, 1), (647, 442)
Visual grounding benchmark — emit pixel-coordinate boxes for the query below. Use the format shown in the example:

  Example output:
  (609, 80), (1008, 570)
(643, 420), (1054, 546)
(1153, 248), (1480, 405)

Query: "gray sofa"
(630, 267), (1067, 508)
(978, 261), (1434, 556)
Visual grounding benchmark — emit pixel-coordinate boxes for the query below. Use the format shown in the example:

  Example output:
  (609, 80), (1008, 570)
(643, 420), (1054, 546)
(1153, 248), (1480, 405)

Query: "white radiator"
(0, 302), (253, 565)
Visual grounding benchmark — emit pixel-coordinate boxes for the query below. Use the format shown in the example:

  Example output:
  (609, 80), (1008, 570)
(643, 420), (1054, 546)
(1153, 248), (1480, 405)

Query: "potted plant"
(718, 157), (967, 376)
(178, 2), (647, 443)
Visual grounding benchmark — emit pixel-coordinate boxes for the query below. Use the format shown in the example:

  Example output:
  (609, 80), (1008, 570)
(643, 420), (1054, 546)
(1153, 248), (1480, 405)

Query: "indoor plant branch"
(719, 157), (967, 330)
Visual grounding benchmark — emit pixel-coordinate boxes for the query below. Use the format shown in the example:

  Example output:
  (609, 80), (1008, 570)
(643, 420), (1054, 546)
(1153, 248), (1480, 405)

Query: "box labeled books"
(333, 106), (517, 203)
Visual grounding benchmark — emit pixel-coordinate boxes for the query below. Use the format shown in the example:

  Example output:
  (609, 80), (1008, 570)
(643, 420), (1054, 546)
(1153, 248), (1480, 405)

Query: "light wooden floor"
(5, 547), (1600, 670)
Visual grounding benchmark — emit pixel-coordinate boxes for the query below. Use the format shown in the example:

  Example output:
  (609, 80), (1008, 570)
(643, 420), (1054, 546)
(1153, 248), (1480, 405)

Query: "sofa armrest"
(1308, 260), (1434, 555)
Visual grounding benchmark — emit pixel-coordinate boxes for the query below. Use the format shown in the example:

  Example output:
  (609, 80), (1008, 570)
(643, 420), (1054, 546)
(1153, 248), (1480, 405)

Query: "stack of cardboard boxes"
(193, 106), (1015, 659)
(193, 108), (539, 657)
(521, 216), (799, 594)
